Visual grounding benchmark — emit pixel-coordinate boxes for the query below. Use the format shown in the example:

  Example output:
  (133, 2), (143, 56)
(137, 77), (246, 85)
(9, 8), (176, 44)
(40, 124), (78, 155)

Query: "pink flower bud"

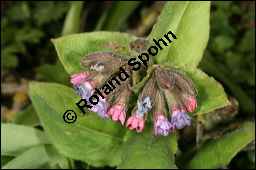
(126, 115), (145, 133)
(107, 104), (126, 125)
(70, 71), (89, 85)
(185, 96), (197, 112)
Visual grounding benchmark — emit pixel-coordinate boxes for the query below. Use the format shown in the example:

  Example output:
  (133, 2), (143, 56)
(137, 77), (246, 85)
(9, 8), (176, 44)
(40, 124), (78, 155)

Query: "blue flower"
(136, 96), (152, 117)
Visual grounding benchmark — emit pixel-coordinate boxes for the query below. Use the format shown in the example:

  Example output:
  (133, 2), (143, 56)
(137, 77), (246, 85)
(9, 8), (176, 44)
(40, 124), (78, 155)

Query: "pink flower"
(185, 96), (197, 112)
(107, 104), (126, 125)
(154, 114), (173, 136)
(70, 71), (89, 85)
(126, 115), (145, 133)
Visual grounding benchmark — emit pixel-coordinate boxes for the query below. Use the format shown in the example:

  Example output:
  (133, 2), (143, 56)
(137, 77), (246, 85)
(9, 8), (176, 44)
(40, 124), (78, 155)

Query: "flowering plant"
(26, 1), (254, 169)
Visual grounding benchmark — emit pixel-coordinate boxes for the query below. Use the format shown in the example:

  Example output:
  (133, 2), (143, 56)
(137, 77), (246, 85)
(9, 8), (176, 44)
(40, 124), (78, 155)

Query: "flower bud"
(81, 52), (128, 76)
(129, 38), (149, 53)
(155, 68), (174, 89)
(171, 70), (197, 96)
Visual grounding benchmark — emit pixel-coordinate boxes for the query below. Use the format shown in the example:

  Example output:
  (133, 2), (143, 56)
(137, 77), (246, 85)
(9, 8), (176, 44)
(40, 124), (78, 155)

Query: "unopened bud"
(155, 68), (174, 89)
(171, 70), (197, 95)
(81, 52), (128, 76)
(129, 38), (149, 53)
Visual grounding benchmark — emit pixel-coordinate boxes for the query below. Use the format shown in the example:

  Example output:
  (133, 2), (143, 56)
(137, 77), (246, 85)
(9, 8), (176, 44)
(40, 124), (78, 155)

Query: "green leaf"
(1, 123), (51, 156)
(52, 32), (137, 74)
(186, 122), (255, 169)
(62, 1), (84, 36)
(29, 82), (128, 167)
(161, 62), (230, 115)
(2, 145), (65, 169)
(11, 104), (40, 127)
(118, 123), (177, 169)
(210, 35), (234, 53)
(95, 1), (142, 31)
(148, 1), (210, 66)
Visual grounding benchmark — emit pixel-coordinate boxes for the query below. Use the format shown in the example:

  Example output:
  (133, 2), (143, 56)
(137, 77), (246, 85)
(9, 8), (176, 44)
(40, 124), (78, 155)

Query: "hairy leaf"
(148, 1), (210, 66)
(118, 123), (177, 169)
(29, 82), (127, 167)
(186, 122), (255, 169)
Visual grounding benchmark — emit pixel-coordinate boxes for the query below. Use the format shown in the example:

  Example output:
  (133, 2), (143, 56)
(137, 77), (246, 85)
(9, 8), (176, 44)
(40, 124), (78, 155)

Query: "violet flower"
(154, 114), (173, 136)
(170, 108), (191, 130)
(74, 82), (94, 100)
(89, 97), (109, 119)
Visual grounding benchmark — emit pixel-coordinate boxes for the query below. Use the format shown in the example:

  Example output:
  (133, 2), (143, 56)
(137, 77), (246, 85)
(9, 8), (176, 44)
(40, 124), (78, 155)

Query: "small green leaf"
(186, 122), (255, 169)
(118, 123), (177, 169)
(29, 82), (127, 167)
(161, 63), (230, 115)
(11, 105), (40, 127)
(148, 1), (210, 66)
(95, 1), (142, 31)
(62, 1), (84, 36)
(1, 123), (51, 156)
(52, 32), (137, 74)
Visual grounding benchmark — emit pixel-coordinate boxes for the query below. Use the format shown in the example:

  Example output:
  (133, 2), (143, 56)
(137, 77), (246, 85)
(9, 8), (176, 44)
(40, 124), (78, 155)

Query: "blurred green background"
(1, 1), (255, 169)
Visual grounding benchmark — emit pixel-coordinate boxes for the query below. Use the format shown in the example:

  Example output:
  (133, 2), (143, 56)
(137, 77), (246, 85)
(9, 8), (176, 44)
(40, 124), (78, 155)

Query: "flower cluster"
(70, 39), (197, 136)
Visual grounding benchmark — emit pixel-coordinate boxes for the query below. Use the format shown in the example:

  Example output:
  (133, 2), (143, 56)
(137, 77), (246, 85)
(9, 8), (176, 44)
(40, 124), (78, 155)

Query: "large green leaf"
(186, 122), (255, 169)
(52, 32), (137, 75)
(29, 82), (128, 167)
(148, 1), (210, 66)
(118, 123), (177, 169)
(162, 63), (230, 115)
(1, 123), (51, 156)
